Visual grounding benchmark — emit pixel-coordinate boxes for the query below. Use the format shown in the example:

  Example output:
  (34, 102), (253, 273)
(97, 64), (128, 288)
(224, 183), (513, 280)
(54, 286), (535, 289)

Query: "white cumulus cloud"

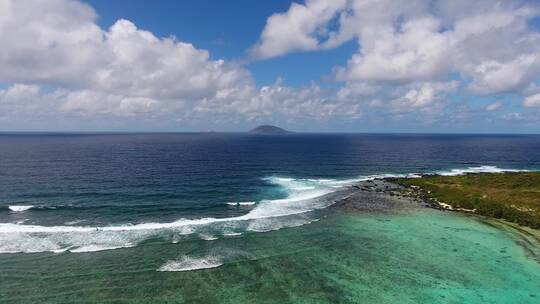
(0, 0), (251, 100)
(486, 101), (503, 111)
(250, 0), (347, 59)
(523, 93), (540, 107)
(254, 0), (540, 113)
(0, 0), (349, 125)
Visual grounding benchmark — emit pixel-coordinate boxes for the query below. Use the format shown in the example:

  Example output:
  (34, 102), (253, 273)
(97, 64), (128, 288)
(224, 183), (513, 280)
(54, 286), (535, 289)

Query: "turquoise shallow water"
(1, 208), (538, 303)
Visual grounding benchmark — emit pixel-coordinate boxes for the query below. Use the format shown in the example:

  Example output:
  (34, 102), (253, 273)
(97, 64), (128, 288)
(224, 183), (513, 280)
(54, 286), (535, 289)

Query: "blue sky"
(1, 0), (540, 133)
(87, 0), (358, 87)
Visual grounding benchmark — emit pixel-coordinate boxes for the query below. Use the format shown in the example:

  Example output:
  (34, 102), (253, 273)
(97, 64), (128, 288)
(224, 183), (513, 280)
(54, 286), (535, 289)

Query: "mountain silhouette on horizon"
(249, 125), (291, 134)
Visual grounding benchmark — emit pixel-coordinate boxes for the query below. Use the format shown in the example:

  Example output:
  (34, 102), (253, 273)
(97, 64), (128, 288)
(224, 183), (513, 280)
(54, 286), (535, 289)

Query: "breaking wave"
(157, 249), (253, 272)
(226, 201), (256, 206)
(158, 257), (224, 272)
(435, 165), (527, 176)
(8, 205), (34, 212)
(0, 176), (351, 253)
(0, 166), (528, 254)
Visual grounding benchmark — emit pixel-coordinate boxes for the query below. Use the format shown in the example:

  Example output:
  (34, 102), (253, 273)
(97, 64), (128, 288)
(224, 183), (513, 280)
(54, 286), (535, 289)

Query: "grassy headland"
(395, 172), (540, 229)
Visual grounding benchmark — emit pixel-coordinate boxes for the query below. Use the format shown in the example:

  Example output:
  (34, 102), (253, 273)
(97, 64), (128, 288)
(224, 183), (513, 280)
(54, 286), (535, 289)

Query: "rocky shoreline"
(330, 178), (430, 213)
(334, 176), (509, 214)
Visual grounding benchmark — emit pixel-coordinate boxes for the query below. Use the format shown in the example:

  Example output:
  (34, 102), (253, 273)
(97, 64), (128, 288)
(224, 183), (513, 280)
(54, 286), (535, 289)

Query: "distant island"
(249, 125), (291, 134)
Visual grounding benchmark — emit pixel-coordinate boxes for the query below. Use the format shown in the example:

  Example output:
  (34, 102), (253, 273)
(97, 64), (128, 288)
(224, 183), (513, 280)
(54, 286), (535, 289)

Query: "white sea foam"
(70, 245), (131, 253)
(226, 201), (256, 206)
(64, 220), (85, 225)
(51, 246), (77, 254)
(0, 165), (529, 254)
(8, 205), (34, 212)
(436, 165), (527, 176)
(157, 256), (223, 272)
(157, 248), (253, 272)
(223, 232), (242, 236)
(199, 233), (218, 241)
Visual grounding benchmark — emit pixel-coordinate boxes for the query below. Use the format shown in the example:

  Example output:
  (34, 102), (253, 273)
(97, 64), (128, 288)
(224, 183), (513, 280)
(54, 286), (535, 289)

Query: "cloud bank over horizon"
(1, 0), (539, 132)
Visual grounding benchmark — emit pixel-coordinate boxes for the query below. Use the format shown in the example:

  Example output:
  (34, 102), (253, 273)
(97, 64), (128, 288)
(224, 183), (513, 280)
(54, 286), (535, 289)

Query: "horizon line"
(1, 131), (539, 136)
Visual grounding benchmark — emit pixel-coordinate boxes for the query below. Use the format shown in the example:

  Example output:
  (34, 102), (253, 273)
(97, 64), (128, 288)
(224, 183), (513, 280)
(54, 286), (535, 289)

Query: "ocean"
(1, 133), (539, 303)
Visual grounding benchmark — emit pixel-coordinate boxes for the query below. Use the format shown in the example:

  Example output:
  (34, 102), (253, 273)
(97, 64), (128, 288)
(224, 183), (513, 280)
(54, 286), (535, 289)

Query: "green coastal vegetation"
(396, 172), (540, 229)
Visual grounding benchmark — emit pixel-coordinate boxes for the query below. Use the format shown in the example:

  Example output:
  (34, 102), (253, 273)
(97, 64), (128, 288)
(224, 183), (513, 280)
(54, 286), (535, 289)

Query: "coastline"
(3, 173), (540, 303)
(330, 179), (427, 213)
(333, 175), (540, 260)
(390, 172), (540, 229)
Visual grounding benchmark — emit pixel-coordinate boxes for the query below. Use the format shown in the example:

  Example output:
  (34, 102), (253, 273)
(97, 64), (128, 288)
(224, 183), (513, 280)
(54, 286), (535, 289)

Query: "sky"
(1, 0), (540, 133)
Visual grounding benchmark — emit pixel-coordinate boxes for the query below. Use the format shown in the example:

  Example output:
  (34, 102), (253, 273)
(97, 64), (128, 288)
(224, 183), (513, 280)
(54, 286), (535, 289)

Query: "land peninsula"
(336, 171), (540, 231)
(393, 172), (540, 229)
